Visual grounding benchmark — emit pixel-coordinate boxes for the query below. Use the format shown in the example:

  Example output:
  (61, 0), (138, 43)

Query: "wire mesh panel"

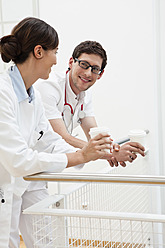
(23, 136), (165, 247)
(30, 210), (165, 248)
(67, 218), (163, 247)
(65, 182), (150, 214)
(32, 215), (66, 247)
(63, 158), (150, 215)
(23, 180), (165, 248)
(23, 157), (164, 247)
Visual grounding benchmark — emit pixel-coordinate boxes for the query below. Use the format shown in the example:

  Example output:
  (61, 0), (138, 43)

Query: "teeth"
(80, 76), (89, 82)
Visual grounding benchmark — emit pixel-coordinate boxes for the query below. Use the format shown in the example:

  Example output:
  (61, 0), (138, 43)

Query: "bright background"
(0, 0), (165, 199)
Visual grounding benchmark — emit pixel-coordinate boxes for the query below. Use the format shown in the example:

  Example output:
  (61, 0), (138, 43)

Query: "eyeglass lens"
(75, 58), (101, 75)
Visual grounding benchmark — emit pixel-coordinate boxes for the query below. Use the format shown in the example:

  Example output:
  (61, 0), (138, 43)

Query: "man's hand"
(106, 143), (122, 167)
(111, 141), (145, 165)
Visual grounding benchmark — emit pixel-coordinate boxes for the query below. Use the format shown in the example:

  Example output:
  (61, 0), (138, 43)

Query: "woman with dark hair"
(0, 17), (112, 247)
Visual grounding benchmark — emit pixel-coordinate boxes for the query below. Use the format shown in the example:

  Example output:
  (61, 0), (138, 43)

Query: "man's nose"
(84, 67), (92, 76)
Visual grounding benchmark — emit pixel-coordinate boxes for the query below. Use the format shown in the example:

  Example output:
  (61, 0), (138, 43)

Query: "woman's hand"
(79, 133), (113, 163)
(66, 133), (113, 167)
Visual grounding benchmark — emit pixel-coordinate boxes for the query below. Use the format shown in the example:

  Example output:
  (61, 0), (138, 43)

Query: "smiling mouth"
(79, 76), (91, 83)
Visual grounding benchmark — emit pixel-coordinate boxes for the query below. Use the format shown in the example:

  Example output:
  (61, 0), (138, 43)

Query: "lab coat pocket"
(29, 130), (44, 149)
(30, 128), (56, 153)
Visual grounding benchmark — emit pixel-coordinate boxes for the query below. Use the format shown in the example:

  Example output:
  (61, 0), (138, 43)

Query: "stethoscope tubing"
(63, 70), (83, 114)
(62, 70), (85, 134)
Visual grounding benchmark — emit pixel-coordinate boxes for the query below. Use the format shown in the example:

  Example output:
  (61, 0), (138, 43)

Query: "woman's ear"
(33, 45), (43, 59)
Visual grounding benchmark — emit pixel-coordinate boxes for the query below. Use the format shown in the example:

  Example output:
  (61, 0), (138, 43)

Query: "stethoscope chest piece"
(78, 110), (86, 119)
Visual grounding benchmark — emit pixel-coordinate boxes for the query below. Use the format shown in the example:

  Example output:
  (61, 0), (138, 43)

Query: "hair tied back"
(0, 35), (22, 63)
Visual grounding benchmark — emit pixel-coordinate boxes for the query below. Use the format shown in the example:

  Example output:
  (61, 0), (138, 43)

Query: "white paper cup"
(89, 127), (111, 153)
(128, 129), (146, 148)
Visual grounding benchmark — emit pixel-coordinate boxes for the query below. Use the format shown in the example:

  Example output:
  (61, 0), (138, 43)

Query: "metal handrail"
(24, 173), (165, 185)
(24, 129), (151, 185)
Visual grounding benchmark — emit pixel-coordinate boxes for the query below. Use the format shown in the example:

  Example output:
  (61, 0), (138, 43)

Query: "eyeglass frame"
(74, 58), (103, 75)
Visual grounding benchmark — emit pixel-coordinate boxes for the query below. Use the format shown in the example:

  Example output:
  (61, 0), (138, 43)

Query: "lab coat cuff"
(44, 154), (68, 173)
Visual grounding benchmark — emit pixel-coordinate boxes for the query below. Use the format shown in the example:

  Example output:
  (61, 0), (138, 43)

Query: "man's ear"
(33, 45), (43, 59)
(68, 57), (74, 70)
(97, 69), (104, 80)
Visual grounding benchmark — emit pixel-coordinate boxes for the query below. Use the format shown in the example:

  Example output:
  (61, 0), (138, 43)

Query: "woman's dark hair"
(0, 17), (59, 64)
(72, 40), (107, 70)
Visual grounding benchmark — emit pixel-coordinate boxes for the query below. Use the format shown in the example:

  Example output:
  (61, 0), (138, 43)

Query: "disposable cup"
(128, 129), (146, 148)
(89, 127), (111, 153)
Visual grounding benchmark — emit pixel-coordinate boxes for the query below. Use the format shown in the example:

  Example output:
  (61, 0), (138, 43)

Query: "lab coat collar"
(9, 65), (35, 103)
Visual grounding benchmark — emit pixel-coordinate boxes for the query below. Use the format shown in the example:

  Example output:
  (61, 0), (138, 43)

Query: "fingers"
(119, 162), (126, 167)
(96, 137), (112, 146)
(92, 133), (113, 142)
(96, 143), (112, 152)
(119, 161), (126, 167)
(129, 141), (145, 150)
(107, 157), (118, 167)
(87, 137), (145, 164)
(111, 157), (119, 166)
(113, 143), (120, 152)
(130, 147), (145, 157)
(128, 153), (137, 163)
(121, 142), (145, 157)
(91, 134), (113, 153)
(107, 159), (114, 167)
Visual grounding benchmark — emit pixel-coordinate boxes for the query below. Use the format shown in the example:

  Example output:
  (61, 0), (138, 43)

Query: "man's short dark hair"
(72, 40), (107, 70)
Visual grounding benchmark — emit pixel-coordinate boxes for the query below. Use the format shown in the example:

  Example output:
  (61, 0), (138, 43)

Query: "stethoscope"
(62, 70), (86, 134)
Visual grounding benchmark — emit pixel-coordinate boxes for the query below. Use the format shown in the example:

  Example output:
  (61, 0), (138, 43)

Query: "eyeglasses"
(75, 58), (102, 75)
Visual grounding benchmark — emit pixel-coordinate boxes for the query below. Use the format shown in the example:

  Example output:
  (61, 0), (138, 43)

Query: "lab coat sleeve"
(0, 84), (72, 178)
(83, 88), (95, 117)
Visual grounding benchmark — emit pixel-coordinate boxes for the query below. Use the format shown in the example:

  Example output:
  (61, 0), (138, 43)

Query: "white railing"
(23, 130), (165, 247)
(24, 172), (165, 185)
(23, 174), (165, 247)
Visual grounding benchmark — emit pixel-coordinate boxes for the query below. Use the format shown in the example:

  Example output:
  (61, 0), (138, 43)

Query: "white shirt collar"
(8, 65), (35, 103)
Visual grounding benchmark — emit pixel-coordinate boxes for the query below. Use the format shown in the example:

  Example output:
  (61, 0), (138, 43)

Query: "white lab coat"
(35, 70), (94, 133)
(0, 70), (77, 247)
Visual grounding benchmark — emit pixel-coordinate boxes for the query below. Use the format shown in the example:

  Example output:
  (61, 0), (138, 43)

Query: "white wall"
(0, 0), (165, 221)
(0, 0), (164, 175)
(159, 0), (165, 176)
(38, 0), (162, 173)
(0, 0), (38, 72)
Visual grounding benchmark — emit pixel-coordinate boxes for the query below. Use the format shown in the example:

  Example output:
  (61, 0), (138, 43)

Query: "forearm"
(49, 118), (87, 148)
(81, 116), (97, 141)
(66, 150), (85, 167)
(64, 134), (87, 149)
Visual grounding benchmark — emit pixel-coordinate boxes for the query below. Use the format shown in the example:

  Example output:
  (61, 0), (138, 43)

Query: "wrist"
(66, 150), (86, 168)
(76, 149), (87, 163)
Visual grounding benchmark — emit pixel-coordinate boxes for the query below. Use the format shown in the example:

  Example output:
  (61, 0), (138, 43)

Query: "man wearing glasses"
(35, 40), (145, 166)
